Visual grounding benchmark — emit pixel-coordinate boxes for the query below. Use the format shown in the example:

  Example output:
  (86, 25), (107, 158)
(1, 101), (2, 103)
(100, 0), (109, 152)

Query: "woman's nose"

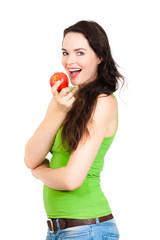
(67, 54), (76, 65)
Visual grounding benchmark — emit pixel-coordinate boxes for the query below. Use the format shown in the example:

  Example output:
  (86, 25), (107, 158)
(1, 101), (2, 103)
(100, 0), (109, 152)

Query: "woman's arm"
(24, 81), (78, 169)
(31, 159), (70, 190)
(32, 94), (117, 191)
(24, 110), (66, 169)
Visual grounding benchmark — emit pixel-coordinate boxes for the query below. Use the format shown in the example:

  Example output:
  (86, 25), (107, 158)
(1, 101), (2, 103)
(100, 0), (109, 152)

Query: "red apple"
(49, 72), (69, 92)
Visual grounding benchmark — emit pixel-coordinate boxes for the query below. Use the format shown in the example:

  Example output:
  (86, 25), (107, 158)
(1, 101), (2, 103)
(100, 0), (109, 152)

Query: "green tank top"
(43, 96), (118, 219)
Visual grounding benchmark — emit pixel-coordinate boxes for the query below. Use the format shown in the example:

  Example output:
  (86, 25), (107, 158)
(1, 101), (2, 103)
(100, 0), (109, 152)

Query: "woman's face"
(62, 32), (101, 87)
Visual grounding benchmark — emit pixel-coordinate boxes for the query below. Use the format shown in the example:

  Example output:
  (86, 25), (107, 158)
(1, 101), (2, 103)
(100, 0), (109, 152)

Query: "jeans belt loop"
(96, 217), (100, 224)
(56, 219), (60, 230)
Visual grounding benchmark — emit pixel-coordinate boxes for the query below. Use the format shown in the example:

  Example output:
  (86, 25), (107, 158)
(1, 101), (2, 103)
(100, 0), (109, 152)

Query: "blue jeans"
(46, 218), (119, 239)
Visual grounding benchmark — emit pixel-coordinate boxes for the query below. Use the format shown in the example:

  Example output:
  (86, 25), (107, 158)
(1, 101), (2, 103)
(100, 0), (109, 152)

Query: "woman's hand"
(31, 158), (50, 179)
(51, 81), (79, 114)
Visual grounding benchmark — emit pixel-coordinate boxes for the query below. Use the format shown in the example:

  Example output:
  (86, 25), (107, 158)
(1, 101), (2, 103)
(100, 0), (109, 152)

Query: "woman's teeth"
(69, 69), (81, 73)
(68, 68), (82, 78)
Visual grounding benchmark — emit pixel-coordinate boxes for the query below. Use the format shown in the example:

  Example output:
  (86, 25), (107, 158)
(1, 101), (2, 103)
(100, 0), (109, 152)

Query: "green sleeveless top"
(43, 96), (118, 219)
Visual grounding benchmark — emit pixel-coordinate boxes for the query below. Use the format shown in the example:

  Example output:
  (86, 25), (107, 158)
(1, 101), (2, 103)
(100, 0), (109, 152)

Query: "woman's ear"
(98, 57), (103, 64)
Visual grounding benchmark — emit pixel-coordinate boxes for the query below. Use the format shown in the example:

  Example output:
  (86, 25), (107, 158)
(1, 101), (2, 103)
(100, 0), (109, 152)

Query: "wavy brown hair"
(61, 20), (125, 151)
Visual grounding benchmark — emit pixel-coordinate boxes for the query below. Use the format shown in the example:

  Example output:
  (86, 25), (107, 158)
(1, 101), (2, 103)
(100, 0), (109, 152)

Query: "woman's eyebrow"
(74, 48), (87, 51)
(61, 48), (87, 51)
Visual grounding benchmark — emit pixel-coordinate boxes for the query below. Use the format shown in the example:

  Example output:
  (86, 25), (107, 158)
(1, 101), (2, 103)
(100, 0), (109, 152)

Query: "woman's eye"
(77, 52), (84, 56)
(62, 52), (68, 56)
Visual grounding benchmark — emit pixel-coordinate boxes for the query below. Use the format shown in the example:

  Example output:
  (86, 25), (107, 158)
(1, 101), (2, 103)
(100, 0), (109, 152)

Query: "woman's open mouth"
(68, 68), (82, 78)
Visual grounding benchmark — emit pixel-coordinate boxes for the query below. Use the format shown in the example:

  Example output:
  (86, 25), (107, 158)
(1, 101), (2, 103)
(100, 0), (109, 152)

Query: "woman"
(24, 20), (125, 240)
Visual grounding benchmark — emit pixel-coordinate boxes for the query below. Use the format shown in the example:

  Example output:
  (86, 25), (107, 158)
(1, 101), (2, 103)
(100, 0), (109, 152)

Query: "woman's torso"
(43, 95), (118, 219)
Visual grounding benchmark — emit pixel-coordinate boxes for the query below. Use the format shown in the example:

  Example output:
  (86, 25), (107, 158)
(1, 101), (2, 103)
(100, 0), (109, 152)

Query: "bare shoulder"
(92, 94), (118, 138)
(96, 94), (117, 116)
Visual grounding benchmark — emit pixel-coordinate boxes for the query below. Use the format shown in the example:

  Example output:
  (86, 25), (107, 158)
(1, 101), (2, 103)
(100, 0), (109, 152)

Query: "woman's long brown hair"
(61, 20), (125, 152)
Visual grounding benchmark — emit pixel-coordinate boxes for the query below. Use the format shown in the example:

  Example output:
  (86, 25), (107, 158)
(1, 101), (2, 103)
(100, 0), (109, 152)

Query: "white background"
(0, 0), (159, 239)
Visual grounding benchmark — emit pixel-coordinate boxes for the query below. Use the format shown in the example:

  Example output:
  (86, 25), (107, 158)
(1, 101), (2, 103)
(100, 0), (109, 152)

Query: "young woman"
(24, 20), (125, 240)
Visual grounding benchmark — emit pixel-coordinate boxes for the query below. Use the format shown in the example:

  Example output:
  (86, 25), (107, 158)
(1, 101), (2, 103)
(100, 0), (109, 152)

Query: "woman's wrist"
(32, 166), (41, 179)
(32, 159), (49, 179)
(54, 107), (67, 121)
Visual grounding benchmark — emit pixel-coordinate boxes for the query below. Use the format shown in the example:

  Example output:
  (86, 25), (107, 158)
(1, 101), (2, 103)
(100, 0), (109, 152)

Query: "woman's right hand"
(51, 80), (78, 114)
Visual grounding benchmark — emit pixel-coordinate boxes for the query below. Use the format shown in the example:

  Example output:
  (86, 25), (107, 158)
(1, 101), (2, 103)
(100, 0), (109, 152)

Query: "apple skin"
(49, 72), (69, 92)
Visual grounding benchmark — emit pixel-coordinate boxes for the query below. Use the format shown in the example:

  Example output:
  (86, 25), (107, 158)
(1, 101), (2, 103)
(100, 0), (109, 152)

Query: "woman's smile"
(68, 68), (82, 78)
